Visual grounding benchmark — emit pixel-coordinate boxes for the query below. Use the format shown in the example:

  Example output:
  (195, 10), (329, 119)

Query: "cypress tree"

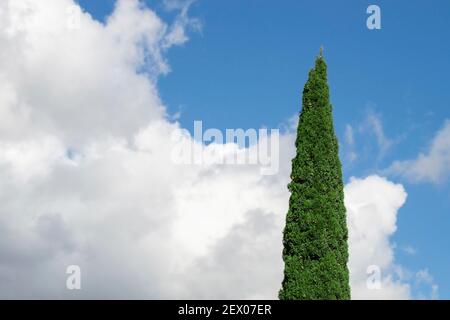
(279, 49), (350, 300)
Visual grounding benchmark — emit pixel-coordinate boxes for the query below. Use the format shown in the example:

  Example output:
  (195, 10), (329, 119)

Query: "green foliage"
(279, 53), (350, 300)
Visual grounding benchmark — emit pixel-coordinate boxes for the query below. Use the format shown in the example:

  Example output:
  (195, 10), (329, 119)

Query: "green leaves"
(279, 53), (350, 300)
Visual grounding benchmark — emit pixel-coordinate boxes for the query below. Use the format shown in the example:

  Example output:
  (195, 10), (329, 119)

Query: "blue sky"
(75, 0), (450, 298)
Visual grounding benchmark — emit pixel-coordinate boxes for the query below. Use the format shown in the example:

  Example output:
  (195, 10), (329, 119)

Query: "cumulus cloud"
(387, 120), (450, 184)
(174, 175), (432, 299)
(0, 0), (288, 299)
(0, 0), (436, 299)
(0, 0), (170, 146)
(345, 175), (410, 299)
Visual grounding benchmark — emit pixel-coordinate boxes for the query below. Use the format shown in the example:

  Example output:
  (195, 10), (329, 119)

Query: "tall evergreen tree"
(279, 49), (350, 300)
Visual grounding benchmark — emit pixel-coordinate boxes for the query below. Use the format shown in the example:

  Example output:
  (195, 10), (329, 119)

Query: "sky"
(0, 0), (448, 299)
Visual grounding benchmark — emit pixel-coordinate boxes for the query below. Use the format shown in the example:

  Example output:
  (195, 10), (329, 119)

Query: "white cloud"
(345, 176), (439, 299)
(402, 245), (417, 256)
(415, 269), (439, 300)
(0, 0), (289, 298)
(345, 175), (410, 299)
(342, 111), (394, 164)
(387, 120), (450, 184)
(0, 0), (180, 146)
(0, 0), (436, 299)
(366, 111), (393, 159)
(345, 124), (355, 146)
(343, 124), (357, 163)
(162, 0), (202, 49)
